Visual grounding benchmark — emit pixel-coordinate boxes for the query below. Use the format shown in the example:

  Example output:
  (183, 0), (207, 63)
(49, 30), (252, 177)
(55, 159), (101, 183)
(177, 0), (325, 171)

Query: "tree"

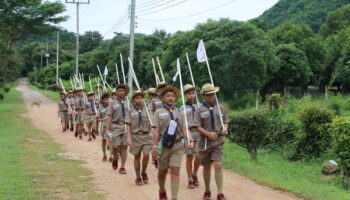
(80, 31), (103, 53)
(0, 0), (67, 71)
(321, 4), (350, 37)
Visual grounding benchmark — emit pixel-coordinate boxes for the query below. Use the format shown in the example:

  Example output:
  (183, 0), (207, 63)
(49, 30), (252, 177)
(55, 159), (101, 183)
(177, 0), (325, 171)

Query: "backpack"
(162, 111), (180, 148)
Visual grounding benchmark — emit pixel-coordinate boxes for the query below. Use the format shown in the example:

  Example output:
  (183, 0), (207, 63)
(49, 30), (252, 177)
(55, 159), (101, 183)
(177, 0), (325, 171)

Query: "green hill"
(258, 0), (350, 32)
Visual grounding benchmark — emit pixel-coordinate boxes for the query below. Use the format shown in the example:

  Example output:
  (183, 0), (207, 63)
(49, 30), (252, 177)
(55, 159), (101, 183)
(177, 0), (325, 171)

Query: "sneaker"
(102, 156), (107, 162)
(159, 191), (168, 200)
(92, 133), (96, 139)
(141, 173), (149, 184)
(79, 135), (83, 140)
(112, 159), (118, 170)
(188, 181), (195, 189)
(135, 178), (143, 186)
(203, 191), (211, 200)
(109, 157), (113, 162)
(119, 168), (126, 174)
(88, 138), (92, 142)
(217, 193), (227, 200)
(75, 131), (78, 137)
(193, 175), (199, 187)
(107, 145), (110, 150)
(70, 126), (74, 132)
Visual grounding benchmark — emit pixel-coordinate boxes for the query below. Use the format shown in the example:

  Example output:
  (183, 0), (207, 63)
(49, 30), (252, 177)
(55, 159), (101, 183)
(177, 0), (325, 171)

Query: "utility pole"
(56, 31), (59, 85)
(128, 0), (136, 89)
(46, 42), (49, 67)
(65, 0), (90, 77)
(40, 44), (43, 69)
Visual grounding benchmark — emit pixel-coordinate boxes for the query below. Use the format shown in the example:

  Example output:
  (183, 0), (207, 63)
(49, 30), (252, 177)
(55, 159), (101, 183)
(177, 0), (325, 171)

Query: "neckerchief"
(117, 98), (126, 119)
(185, 100), (197, 118)
(163, 104), (176, 120)
(89, 100), (95, 112)
(134, 105), (144, 129)
(61, 99), (68, 108)
(203, 102), (216, 130)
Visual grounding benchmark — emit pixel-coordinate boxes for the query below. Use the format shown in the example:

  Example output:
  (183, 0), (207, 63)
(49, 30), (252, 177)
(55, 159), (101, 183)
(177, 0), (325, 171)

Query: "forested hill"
(258, 0), (350, 32)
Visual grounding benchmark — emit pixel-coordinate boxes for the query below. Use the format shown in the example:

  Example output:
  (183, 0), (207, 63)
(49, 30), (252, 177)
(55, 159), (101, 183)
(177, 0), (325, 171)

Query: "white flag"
(172, 64), (180, 82)
(197, 39), (207, 63)
(103, 66), (108, 76)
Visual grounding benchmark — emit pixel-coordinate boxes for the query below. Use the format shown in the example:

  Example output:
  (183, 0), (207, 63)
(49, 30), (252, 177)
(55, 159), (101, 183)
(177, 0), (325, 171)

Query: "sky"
(55, 0), (278, 39)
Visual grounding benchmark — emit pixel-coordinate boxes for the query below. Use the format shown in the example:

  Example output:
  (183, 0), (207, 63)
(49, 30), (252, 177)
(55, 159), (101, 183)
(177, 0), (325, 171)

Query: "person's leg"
(102, 139), (107, 157)
(134, 153), (141, 179)
(169, 167), (180, 200)
(203, 163), (212, 192)
(158, 169), (168, 193)
(193, 153), (201, 174)
(119, 145), (128, 169)
(186, 154), (193, 178)
(141, 153), (149, 174)
(213, 161), (223, 194)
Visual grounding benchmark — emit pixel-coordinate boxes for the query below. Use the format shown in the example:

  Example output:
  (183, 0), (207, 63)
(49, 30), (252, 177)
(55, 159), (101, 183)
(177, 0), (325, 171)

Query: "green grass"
(28, 84), (58, 101)
(0, 85), (104, 200)
(223, 142), (350, 200)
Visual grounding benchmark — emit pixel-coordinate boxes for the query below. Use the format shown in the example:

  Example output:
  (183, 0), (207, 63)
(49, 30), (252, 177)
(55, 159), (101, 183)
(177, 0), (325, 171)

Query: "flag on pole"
(172, 67), (180, 82)
(103, 66), (108, 76)
(197, 39), (207, 63)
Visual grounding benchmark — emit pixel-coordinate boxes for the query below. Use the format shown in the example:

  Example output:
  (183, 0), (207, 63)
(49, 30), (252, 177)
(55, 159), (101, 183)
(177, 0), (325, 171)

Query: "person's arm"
(126, 124), (132, 146)
(196, 126), (218, 141)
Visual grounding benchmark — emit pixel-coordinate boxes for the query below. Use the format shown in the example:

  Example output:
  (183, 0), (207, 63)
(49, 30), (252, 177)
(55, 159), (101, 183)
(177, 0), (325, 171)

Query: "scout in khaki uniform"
(180, 84), (201, 189)
(147, 87), (157, 110)
(126, 90), (153, 186)
(190, 84), (229, 200)
(95, 85), (103, 135)
(150, 82), (168, 115)
(67, 90), (76, 132)
(96, 92), (111, 162)
(81, 92), (97, 141)
(73, 87), (85, 140)
(57, 91), (69, 132)
(152, 86), (194, 200)
(106, 84), (130, 174)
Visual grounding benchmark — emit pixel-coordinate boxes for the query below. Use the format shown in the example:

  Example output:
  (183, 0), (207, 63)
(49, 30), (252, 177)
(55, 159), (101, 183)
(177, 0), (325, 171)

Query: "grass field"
(223, 142), (350, 200)
(0, 85), (104, 200)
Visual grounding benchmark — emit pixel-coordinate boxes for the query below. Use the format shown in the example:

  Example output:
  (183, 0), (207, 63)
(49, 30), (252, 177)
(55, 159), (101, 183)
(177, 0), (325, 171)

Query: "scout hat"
(200, 83), (220, 95)
(115, 83), (130, 96)
(132, 90), (146, 100)
(183, 84), (197, 94)
(95, 84), (102, 89)
(75, 87), (84, 91)
(147, 87), (157, 95)
(111, 88), (117, 95)
(100, 92), (110, 104)
(60, 91), (67, 96)
(160, 86), (180, 100)
(87, 91), (95, 96)
(68, 90), (74, 94)
(156, 82), (168, 93)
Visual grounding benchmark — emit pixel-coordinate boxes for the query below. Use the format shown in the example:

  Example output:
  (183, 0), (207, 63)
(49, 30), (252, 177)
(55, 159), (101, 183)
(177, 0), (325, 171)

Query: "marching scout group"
(57, 81), (229, 200)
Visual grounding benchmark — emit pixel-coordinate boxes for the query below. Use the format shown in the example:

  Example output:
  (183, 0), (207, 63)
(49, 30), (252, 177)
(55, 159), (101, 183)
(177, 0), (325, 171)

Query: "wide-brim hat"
(200, 83), (220, 95)
(111, 88), (117, 95)
(156, 82), (168, 93)
(68, 90), (74, 94)
(95, 84), (102, 89)
(147, 87), (157, 95)
(184, 84), (198, 94)
(132, 90), (146, 100)
(115, 83), (130, 95)
(75, 87), (84, 91)
(87, 91), (95, 96)
(160, 86), (180, 100)
(60, 91), (68, 96)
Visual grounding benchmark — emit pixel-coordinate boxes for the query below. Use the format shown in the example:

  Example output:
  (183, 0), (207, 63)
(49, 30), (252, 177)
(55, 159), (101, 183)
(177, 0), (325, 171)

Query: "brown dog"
(31, 100), (42, 108)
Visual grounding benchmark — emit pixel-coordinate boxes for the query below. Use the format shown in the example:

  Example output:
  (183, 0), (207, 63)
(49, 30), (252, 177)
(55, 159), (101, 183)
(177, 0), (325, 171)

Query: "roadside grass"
(223, 142), (349, 200)
(0, 85), (104, 200)
(28, 84), (58, 101)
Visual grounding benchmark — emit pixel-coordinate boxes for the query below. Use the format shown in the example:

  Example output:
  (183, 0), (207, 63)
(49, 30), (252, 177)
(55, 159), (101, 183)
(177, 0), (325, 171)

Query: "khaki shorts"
(159, 140), (185, 170)
(112, 134), (127, 147)
(129, 133), (153, 156)
(60, 112), (69, 121)
(75, 111), (84, 124)
(100, 123), (108, 139)
(184, 138), (199, 155)
(199, 142), (224, 165)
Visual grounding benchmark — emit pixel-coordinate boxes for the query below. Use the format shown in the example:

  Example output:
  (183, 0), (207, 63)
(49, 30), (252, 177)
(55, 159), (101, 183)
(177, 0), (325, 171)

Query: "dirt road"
(17, 79), (302, 200)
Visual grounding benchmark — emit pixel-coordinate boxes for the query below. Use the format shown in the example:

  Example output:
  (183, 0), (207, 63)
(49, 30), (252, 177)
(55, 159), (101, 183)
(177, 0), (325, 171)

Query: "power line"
(137, 0), (158, 7)
(137, 0), (168, 9)
(137, 0), (189, 16)
(103, 9), (129, 37)
(139, 0), (237, 21)
(137, 0), (176, 11)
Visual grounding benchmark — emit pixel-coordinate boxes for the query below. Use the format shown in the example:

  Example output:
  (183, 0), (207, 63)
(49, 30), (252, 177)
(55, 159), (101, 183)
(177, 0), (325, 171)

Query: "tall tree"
(80, 31), (103, 54)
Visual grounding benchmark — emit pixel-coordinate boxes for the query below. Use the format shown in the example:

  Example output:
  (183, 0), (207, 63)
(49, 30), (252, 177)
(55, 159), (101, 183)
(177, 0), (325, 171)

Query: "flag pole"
(177, 58), (191, 145)
(185, 52), (200, 108)
(115, 63), (120, 84)
(152, 58), (160, 85)
(97, 65), (106, 92)
(128, 57), (154, 126)
(156, 57), (165, 83)
(120, 53), (130, 109)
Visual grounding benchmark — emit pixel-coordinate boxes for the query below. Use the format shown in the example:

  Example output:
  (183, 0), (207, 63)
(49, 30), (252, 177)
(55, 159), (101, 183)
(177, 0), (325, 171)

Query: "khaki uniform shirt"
(190, 103), (229, 148)
(125, 105), (152, 133)
(97, 105), (109, 119)
(58, 99), (69, 112)
(106, 98), (129, 123)
(152, 106), (184, 141)
(85, 100), (97, 115)
(180, 102), (201, 140)
(150, 96), (163, 114)
(75, 96), (85, 111)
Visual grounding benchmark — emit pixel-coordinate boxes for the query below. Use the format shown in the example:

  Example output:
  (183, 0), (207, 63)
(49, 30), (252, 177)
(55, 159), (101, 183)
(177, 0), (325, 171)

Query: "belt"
(112, 121), (125, 125)
(61, 111), (68, 113)
(76, 109), (84, 111)
(87, 113), (96, 115)
(133, 131), (149, 135)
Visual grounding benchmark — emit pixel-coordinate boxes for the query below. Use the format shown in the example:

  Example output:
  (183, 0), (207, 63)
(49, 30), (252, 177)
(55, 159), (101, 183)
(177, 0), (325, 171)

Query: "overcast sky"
(55, 0), (278, 39)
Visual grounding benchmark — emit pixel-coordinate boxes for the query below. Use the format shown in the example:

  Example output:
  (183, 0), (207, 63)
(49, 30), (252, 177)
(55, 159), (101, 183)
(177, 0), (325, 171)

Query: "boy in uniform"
(57, 91), (69, 132)
(126, 90), (153, 186)
(95, 85), (102, 135)
(181, 84), (201, 189)
(147, 87), (157, 110)
(97, 92), (111, 161)
(67, 90), (76, 132)
(81, 92), (97, 141)
(152, 86), (194, 200)
(105, 84), (130, 174)
(190, 84), (229, 200)
(150, 82), (168, 115)
(73, 87), (85, 140)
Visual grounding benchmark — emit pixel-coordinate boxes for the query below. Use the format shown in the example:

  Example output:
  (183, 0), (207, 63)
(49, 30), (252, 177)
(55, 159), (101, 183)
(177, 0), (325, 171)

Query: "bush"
(289, 105), (334, 161)
(0, 88), (4, 101)
(330, 116), (350, 189)
(2, 85), (10, 93)
(226, 92), (257, 110)
(268, 93), (283, 110)
(228, 110), (270, 160)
